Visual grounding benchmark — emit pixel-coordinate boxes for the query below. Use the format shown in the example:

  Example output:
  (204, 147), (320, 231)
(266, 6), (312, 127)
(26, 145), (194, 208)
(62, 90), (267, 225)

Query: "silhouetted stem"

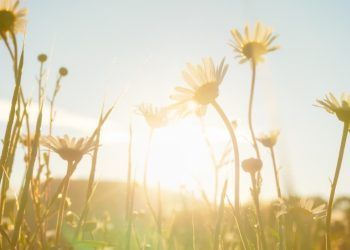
(211, 100), (240, 214)
(269, 147), (285, 250)
(143, 130), (158, 225)
(55, 161), (74, 246)
(250, 173), (267, 250)
(248, 61), (260, 159)
(270, 147), (282, 199)
(326, 121), (349, 250)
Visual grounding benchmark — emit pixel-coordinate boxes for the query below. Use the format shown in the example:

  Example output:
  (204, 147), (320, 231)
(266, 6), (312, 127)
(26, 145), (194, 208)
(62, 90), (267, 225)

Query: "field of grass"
(1, 0), (350, 249)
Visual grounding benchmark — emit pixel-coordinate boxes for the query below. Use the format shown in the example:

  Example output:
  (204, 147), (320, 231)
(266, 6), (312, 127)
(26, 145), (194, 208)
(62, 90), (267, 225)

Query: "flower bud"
(37, 54), (48, 63)
(59, 67), (68, 76)
(241, 157), (262, 174)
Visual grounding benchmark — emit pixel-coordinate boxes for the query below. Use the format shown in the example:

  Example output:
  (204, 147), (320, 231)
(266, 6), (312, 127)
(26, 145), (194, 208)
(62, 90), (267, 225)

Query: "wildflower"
(0, 0), (27, 36)
(316, 93), (350, 122)
(136, 103), (169, 129)
(257, 130), (280, 148)
(59, 67), (68, 76)
(230, 22), (279, 64)
(19, 134), (35, 147)
(241, 157), (262, 174)
(40, 135), (97, 163)
(170, 57), (228, 117)
(37, 53), (47, 63)
(279, 198), (326, 225)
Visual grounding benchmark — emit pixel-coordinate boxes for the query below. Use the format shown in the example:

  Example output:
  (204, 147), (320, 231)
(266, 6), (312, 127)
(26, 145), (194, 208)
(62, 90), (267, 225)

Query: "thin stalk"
(55, 161), (74, 246)
(0, 35), (22, 184)
(211, 100), (240, 214)
(248, 61), (260, 160)
(125, 123), (133, 220)
(11, 106), (42, 248)
(73, 125), (101, 241)
(200, 118), (219, 209)
(126, 178), (136, 250)
(250, 173), (267, 250)
(270, 147), (282, 199)
(143, 129), (159, 226)
(325, 121), (349, 250)
(213, 180), (228, 250)
(226, 197), (249, 250)
(157, 182), (163, 250)
(269, 147), (285, 250)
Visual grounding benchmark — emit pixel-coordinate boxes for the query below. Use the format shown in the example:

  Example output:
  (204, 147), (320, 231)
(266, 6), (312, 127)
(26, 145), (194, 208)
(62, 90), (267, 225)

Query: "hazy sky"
(1, 0), (350, 201)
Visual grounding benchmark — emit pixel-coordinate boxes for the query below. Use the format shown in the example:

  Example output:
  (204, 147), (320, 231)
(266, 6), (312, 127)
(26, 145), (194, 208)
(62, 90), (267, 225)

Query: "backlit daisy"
(230, 22), (279, 64)
(136, 103), (169, 129)
(0, 0), (27, 36)
(40, 135), (97, 163)
(257, 130), (280, 148)
(169, 57), (228, 117)
(316, 93), (350, 122)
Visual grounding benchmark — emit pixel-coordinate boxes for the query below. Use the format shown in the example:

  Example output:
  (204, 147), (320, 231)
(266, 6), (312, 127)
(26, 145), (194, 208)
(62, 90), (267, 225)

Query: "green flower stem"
(270, 147), (282, 199)
(211, 100), (240, 213)
(270, 147), (285, 250)
(248, 61), (261, 160)
(250, 173), (267, 250)
(326, 121), (349, 250)
(55, 161), (74, 246)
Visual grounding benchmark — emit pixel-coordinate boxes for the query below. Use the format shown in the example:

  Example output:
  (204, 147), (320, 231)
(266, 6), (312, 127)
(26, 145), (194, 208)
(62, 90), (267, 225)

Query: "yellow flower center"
(242, 42), (266, 61)
(194, 82), (219, 105)
(0, 10), (15, 33)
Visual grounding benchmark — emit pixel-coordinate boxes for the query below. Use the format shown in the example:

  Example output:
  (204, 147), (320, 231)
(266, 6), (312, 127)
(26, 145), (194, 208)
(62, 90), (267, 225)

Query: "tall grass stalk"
(11, 104), (43, 248)
(269, 147), (285, 250)
(0, 37), (23, 184)
(55, 161), (75, 245)
(213, 180), (227, 250)
(125, 123), (133, 220)
(249, 173), (267, 250)
(73, 104), (114, 239)
(0, 104), (27, 223)
(157, 182), (163, 250)
(325, 121), (349, 250)
(143, 129), (159, 227)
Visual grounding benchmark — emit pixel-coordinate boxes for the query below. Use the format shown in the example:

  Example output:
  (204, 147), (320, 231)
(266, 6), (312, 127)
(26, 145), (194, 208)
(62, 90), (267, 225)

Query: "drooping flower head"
(230, 22), (279, 64)
(278, 198), (326, 225)
(136, 103), (169, 129)
(169, 57), (228, 117)
(19, 134), (35, 148)
(257, 130), (280, 148)
(241, 157), (263, 175)
(0, 0), (27, 36)
(40, 135), (97, 163)
(316, 93), (350, 123)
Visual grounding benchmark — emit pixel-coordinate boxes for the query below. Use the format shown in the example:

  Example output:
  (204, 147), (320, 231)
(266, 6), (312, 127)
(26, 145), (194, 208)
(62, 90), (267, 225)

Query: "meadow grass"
(1, 1), (350, 249)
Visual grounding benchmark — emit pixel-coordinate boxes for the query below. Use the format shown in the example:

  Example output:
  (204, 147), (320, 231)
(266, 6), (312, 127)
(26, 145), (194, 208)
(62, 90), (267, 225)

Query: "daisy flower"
(257, 130), (280, 148)
(40, 135), (97, 163)
(0, 0), (27, 36)
(230, 22), (279, 64)
(316, 93), (350, 122)
(278, 198), (326, 224)
(136, 103), (169, 129)
(169, 57), (228, 117)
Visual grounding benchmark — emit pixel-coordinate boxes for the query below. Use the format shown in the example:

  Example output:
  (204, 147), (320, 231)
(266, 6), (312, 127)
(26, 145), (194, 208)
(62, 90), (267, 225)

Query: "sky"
(1, 0), (350, 202)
